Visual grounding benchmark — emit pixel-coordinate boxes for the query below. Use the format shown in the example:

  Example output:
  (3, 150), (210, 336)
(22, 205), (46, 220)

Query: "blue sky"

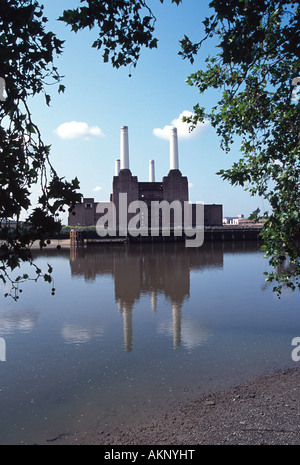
(28, 0), (269, 222)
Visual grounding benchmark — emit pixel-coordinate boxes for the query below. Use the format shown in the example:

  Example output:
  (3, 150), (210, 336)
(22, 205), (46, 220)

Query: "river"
(0, 241), (299, 444)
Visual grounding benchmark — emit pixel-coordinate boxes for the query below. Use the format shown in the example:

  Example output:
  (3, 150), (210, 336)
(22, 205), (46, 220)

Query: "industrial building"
(68, 126), (223, 233)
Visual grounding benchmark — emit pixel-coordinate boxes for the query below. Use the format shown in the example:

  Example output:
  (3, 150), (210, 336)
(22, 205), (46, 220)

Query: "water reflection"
(66, 242), (257, 351)
(1, 241), (263, 353)
(157, 317), (212, 351)
(0, 310), (39, 335)
(61, 323), (104, 344)
(1, 240), (298, 445)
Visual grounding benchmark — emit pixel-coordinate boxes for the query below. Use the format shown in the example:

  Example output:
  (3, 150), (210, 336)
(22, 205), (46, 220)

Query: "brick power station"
(68, 126), (223, 232)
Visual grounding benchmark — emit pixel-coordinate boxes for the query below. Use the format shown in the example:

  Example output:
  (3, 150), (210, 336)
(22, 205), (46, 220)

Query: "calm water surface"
(0, 241), (299, 444)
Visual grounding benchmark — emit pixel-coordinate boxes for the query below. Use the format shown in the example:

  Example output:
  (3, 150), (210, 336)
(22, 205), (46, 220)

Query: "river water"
(0, 241), (299, 444)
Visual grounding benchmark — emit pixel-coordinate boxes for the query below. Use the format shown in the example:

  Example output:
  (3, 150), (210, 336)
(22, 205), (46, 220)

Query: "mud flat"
(46, 367), (300, 446)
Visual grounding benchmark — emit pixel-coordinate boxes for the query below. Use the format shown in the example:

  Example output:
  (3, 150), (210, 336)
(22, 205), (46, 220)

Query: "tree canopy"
(180, 0), (300, 294)
(0, 0), (299, 298)
(0, 0), (82, 298)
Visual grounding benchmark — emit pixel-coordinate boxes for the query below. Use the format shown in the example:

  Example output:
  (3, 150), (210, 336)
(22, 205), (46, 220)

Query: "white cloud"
(153, 110), (209, 141)
(55, 121), (105, 140)
(93, 186), (102, 192)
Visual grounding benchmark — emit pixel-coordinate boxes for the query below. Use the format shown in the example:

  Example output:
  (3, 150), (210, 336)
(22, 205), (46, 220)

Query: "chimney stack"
(149, 160), (155, 182)
(170, 127), (179, 170)
(120, 125), (129, 170)
(115, 159), (120, 176)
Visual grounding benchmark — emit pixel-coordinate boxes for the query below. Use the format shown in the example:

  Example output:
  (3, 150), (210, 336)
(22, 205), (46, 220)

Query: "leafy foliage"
(0, 1), (82, 298)
(59, 0), (182, 70)
(181, 0), (300, 295)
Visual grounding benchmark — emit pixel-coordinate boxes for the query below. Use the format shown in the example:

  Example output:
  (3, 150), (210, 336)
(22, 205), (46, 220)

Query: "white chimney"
(170, 127), (179, 170)
(115, 159), (120, 176)
(149, 160), (155, 182)
(120, 125), (129, 170)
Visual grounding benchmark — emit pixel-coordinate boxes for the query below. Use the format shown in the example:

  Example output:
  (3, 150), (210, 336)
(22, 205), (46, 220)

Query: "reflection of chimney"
(122, 304), (133, 352)
(170, 127), (179, 170)
(120, 126), (129, 170)
(151, 290), (157, 312)
(172, 302), (181, 350)
(149, 160), (155, 182)
(115, 159), (120, 176)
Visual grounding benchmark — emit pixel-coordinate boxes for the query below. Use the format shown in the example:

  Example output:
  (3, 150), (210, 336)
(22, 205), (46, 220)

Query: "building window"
(85, 203), (92, 209)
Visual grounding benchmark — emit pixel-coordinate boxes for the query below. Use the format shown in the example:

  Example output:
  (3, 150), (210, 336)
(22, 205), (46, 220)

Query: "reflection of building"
(68, 126), (223, 230)
(69, 243), (224, 351)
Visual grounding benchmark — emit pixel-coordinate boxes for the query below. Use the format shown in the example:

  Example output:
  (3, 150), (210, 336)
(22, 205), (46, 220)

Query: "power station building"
(68, 126), (223, 232)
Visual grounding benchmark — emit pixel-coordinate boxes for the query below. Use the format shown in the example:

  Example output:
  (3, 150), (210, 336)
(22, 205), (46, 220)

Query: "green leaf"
(58, 84), (65, 94)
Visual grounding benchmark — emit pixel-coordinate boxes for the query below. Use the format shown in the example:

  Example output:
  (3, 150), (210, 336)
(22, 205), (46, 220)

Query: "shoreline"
(25, 242), (300, 445)
(45, 367), (300, 445)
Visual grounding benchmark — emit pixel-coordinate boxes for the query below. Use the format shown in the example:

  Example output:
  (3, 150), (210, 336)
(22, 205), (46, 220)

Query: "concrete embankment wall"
(77, 227), (263, 244)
